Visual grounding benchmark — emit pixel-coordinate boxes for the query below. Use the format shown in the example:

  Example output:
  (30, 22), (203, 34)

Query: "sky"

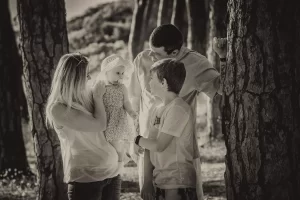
(9, 0), (118, 21)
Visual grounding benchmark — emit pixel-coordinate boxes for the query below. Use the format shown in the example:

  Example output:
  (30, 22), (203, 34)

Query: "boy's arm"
(137, 105), (189, 152)
(122, 85), (137, 119)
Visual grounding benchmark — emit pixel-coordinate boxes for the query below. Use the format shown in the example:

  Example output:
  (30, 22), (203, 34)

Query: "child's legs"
(156, 188), (197, 200)
(110, 140), (124, 161)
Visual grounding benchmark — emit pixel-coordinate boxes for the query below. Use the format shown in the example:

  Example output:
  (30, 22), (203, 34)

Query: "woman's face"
(106, 65), (125, 84)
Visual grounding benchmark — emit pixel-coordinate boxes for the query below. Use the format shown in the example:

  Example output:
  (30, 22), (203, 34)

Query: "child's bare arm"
(122, 85), (138, 119)
(138, 132), (174, 152)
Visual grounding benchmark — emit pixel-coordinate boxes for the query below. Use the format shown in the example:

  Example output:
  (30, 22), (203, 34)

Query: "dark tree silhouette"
(17, 0), (69, 199)
(223, 0), (300, 199)
(186, 0), (209, 55)
(129, 0), (160, 61)
(171, 0), (188, 45)
(157, 0), (174, 26)
(0, 0), (31, 178)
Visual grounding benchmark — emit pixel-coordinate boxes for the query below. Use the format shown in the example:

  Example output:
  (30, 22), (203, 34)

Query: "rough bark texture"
(0, 0), (31, 178)
(171, 0), (188, 45)
(186, 0), (208, 55)
(17, 0), (69, 199)
(128, 0), (160, 61)
(206, 0), (227, 140)
(223, 0), (300, 199)
(157, 0), (174, 26)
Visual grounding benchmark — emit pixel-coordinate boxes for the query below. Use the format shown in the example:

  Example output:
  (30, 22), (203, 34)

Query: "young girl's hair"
(46, 53), (92, 128)
(96, 54), (133, 82)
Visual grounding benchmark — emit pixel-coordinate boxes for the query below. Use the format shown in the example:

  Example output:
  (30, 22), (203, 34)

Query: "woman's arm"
(51, 81), (107, 132)
(51, 102), (105, 132)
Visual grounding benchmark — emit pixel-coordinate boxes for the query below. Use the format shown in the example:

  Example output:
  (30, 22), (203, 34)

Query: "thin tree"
(223, 0), (300, 199)
(157, 0), (174, 26)
(185, 0), (208, 55)
(17, 0), (69, 199)
(128, 0), (160, 61)
(171, 0), (188, 45)
(0, 0), (31, 178)
(206, 0), (228, 141)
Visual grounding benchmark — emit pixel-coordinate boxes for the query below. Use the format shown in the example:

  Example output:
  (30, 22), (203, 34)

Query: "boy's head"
(149, 24), (183, 62)
(149, 59), (186, 96)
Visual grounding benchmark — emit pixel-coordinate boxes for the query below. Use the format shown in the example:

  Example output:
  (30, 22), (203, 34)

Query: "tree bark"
(128, 0), (160, 61)
(0, 0), (31, 178)
(171, 0), (188, 45)
(206, 0), (228, 141)
(17, 0), (69, 199)
(157, 0), (174, 26)
(223, 0), (300, 199)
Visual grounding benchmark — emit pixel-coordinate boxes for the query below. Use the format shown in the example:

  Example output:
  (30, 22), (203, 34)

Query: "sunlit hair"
(46, 52), (92, 128)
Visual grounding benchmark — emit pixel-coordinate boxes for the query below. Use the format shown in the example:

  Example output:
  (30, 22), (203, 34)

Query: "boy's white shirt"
(129, 47), (217, 199)
(147, 98), (204, 199)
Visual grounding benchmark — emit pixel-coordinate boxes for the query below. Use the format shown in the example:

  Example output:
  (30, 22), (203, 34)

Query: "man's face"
(149, 43), (171, 62)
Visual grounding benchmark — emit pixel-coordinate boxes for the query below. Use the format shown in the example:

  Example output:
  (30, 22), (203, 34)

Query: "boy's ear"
(162, 78), (168, 90)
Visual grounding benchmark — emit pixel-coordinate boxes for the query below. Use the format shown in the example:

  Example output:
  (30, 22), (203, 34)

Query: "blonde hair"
(46, 53), (93, 128)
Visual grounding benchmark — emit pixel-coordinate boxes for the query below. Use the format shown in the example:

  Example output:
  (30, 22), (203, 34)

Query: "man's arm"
(128, 55), (142, 113)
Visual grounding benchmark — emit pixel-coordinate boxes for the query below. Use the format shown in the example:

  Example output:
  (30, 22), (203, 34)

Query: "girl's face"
(106, 65), (125, 84)
(149, 72), (164, 97)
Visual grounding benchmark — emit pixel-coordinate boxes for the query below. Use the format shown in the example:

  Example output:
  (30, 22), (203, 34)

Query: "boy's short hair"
(150, 24), (183, 54)
(150, 59), (186, 94)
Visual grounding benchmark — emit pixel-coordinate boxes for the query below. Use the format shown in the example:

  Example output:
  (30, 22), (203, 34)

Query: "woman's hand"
(92, 80), (106, 99)
(213, 37), (227, 58)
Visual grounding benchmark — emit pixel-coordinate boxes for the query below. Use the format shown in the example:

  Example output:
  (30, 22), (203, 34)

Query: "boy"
(134, 59), (200, 200)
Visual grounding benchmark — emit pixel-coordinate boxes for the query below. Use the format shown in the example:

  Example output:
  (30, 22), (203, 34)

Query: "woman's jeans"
(67, 175), (121, 200)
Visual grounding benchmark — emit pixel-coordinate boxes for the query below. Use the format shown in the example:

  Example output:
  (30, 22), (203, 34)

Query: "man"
(129, 24), (226, 200)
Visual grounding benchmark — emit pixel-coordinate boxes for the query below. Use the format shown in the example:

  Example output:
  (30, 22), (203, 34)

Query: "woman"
(46, 53), (122, 200)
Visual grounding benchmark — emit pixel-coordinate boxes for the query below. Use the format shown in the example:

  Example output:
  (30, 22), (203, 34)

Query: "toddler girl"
(97, 54), (137, 162)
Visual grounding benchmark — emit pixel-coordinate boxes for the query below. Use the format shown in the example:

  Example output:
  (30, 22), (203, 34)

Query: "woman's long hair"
(46, 53), (93, 128)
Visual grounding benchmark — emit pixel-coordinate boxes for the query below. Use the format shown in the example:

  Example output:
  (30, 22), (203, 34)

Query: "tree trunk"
(185, 0), (208, 55)
(206, 0), (228, 141)
(157, 0), (174, 26)
(17, 0), (69, 199)
(0, 0), (31, 178)
(128, 0), (160, 61)
(171, 0), (188, 45)
(223, 0), (300, 199)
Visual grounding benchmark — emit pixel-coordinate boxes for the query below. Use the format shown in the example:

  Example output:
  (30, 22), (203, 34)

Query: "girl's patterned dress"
(103, 83), (131, 141)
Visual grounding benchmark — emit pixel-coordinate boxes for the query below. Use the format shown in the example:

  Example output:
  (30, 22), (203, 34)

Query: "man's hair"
(150, 59), (186, 94)
(150, 24), (183, 54)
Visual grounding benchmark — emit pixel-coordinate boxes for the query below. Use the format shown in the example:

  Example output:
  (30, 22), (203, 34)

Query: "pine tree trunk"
(185, 0), (208, 55)
(206, 0), (227, 141)
(171, 0), (188, 45)
(157, 0), (174, 26)
(17, 0), (69, 199)
(223, 0), (300, 199)
(128, 0), (160, 61)
(0, 0), (31, 178)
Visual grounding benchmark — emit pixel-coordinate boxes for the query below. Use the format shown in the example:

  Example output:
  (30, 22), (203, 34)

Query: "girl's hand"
(92, 81), (106, 99)
(213, 37), (227, 58)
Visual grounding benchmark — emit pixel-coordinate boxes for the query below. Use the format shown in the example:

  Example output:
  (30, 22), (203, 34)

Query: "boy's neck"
(160, 92), (178, 106)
